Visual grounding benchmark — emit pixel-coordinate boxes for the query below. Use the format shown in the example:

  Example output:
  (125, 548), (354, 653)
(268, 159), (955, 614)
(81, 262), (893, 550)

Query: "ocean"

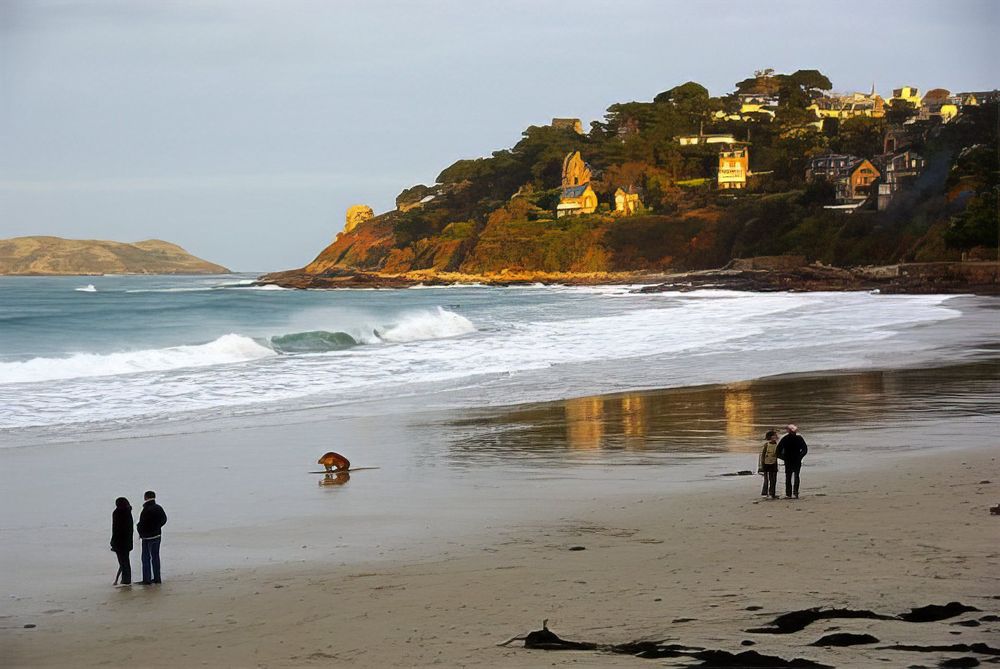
(1, 274), (996, 447)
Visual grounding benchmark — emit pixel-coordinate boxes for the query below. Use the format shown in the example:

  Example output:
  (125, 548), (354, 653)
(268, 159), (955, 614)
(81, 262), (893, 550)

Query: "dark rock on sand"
(747, 607), (892, 634)
(879, 643), (1000, 655)
(682, 649), (832, 668)
(568, 546), (586, 551)
(810, 632), (879, 646)
(742, 639), (756, 646)
(953, 620), (982, 627)
(522, 623), (596, 651)
(939, 658), (980, 668)
(899, 602), (980, 623)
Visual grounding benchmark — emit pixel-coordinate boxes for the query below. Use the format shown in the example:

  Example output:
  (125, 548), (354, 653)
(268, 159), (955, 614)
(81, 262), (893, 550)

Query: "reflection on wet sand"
(446, 359), (999, 463)
(319, 471), (351, 487)
(565, 396), (604, 450)
(723, 382), (756, 445)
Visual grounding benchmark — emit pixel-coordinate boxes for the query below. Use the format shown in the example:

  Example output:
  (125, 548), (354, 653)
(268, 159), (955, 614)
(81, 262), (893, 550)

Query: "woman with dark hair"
(758, 430), (779, 499)
(110, 497), (134, 585)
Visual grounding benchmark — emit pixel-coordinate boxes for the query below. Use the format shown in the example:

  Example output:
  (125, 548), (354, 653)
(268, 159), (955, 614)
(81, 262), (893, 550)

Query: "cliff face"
(0, 237), (230, 275)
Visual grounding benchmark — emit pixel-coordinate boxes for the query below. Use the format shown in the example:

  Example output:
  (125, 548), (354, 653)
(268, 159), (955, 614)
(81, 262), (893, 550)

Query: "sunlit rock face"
(344, 205), (374, 234)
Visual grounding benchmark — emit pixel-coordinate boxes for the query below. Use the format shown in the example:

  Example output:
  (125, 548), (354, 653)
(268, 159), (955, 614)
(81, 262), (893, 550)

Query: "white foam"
(0, 334), (276, 384)
(75, 284), (97, 292)
(0, 290), (969, 432)
(377, 307), (476, 343)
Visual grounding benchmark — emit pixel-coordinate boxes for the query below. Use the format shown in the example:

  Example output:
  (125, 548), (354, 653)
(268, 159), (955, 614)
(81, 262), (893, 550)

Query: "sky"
(1, 0), (996, 271)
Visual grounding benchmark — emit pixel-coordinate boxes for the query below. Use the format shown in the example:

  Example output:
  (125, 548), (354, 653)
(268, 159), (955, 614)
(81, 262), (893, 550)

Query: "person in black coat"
(110, 497), (133, 585)
(136, 490), (167, 585)
(775, 424), (808, 498)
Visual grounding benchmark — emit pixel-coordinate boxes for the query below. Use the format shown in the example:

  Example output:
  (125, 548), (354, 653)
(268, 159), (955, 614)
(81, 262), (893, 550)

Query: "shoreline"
(257, 260), (1000, 295)
(4, 444), (997, 668)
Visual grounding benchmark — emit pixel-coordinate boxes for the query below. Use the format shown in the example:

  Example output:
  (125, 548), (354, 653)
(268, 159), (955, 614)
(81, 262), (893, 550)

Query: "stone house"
(613, 186), (642, 216)
(557, 151), (598, 217)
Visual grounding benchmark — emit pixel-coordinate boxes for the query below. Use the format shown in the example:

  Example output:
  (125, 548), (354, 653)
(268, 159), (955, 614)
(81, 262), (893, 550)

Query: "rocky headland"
(0, 236), (229, 275)
(260, 69), (997, 294)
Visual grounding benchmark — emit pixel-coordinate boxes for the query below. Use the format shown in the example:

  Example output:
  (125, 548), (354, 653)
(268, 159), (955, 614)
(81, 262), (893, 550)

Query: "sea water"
(0, 274), (995, 444)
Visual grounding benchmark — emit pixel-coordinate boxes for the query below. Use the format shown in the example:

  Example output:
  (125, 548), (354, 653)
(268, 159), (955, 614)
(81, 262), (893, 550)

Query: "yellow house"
(891, 86), (921, 107)
(938, 103), (959, 122)
(557, 151), (598, 217)
(718, 147), (749, 190)
(613, 187), (641, 216)
(809, 92), (885, 120)
(557, 184), (598, 217)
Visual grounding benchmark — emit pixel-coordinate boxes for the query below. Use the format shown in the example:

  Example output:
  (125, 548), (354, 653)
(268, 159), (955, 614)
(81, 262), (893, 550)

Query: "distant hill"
(0, 237), (230, 275)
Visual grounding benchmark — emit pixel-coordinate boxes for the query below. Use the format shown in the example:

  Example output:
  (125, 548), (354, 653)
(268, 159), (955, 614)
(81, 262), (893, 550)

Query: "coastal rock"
(344, 205), (374, 235)
(0, 237), (229, 275)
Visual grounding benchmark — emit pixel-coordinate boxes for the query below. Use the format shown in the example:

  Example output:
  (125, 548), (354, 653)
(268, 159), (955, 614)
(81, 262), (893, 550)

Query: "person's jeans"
(761, 465), (777, 497)
(115, 549), (131, 584)
(785, 462), (802, 497)
(141, 537), (162, 583)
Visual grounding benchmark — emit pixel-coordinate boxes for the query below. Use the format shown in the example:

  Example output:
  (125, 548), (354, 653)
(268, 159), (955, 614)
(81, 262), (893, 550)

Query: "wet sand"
(2, 362), (999, 667)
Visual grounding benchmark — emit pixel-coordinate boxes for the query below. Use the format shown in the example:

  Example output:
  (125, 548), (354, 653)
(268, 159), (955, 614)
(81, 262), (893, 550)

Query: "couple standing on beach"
(758, 425), (809, 499)
(110, 491), (168, 586)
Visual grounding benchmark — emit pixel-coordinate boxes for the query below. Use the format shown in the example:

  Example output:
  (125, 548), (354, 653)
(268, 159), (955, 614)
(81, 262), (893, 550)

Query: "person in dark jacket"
(136, 490), (167, 585)
(110, 497), (133, 585)
(775, 424), (808, 498)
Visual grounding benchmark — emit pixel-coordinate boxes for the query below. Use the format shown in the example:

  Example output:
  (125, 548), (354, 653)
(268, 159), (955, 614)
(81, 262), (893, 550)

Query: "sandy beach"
(3, 434), (997, 667)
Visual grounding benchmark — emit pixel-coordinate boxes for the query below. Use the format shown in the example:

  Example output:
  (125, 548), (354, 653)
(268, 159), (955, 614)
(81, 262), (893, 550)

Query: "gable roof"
(561, 184), (591, 198)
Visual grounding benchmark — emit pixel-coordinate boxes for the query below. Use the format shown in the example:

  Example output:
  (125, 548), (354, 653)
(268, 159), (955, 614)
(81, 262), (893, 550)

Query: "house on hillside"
(810, 89), (885, 120)
(891, 86), (922, 107)
(678, 132), (738, 146)
(613, 186), (642, 215)
(556, 151), (598, 217)
(718, 146), (749, 190)
(806, 154), (880, 202)
(877, 151), (926, 211)
(847, 159), (880, 199)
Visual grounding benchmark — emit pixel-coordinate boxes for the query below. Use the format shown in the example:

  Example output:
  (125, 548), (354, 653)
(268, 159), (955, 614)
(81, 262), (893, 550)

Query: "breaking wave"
(0, 307), (476, 384)
(0, 334), (277, 384)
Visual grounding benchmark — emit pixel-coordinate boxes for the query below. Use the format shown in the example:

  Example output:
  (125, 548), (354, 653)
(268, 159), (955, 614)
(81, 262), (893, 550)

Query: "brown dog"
(317, 451), (351, 472)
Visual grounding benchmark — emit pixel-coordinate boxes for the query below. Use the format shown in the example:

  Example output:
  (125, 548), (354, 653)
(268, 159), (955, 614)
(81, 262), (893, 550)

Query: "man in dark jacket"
(775, 424), (808, 498)
(136, 490), (167, 585)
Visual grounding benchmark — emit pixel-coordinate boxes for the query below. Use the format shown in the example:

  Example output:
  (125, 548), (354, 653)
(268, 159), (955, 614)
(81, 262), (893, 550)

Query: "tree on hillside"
(885, 99), (918, 125)
(735, 68), (780, 95)
(830, 116), (885, 157)
(653, 81), (710, 116)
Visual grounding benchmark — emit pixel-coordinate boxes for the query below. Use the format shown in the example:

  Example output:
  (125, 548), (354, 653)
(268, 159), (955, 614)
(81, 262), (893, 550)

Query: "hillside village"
(266, 69), (998, 286)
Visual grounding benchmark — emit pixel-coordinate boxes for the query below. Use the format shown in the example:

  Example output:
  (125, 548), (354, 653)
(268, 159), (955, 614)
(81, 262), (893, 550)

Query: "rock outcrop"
(0, 236), (229, 275)
(344, 205), (374, 235)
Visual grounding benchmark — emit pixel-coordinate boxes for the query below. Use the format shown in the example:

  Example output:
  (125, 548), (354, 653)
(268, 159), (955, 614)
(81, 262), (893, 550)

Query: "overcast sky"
(1, 0), (996, 271)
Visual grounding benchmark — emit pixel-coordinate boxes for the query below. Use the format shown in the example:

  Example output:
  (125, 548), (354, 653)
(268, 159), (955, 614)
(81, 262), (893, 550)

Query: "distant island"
(0, 236), (229, 275)
(262, 68), (998, 292)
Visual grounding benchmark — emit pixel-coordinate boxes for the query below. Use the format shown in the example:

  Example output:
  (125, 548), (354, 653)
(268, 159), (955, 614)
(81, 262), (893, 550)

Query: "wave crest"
(0, 334), (276, 384)
(376, 307), (476, 343)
